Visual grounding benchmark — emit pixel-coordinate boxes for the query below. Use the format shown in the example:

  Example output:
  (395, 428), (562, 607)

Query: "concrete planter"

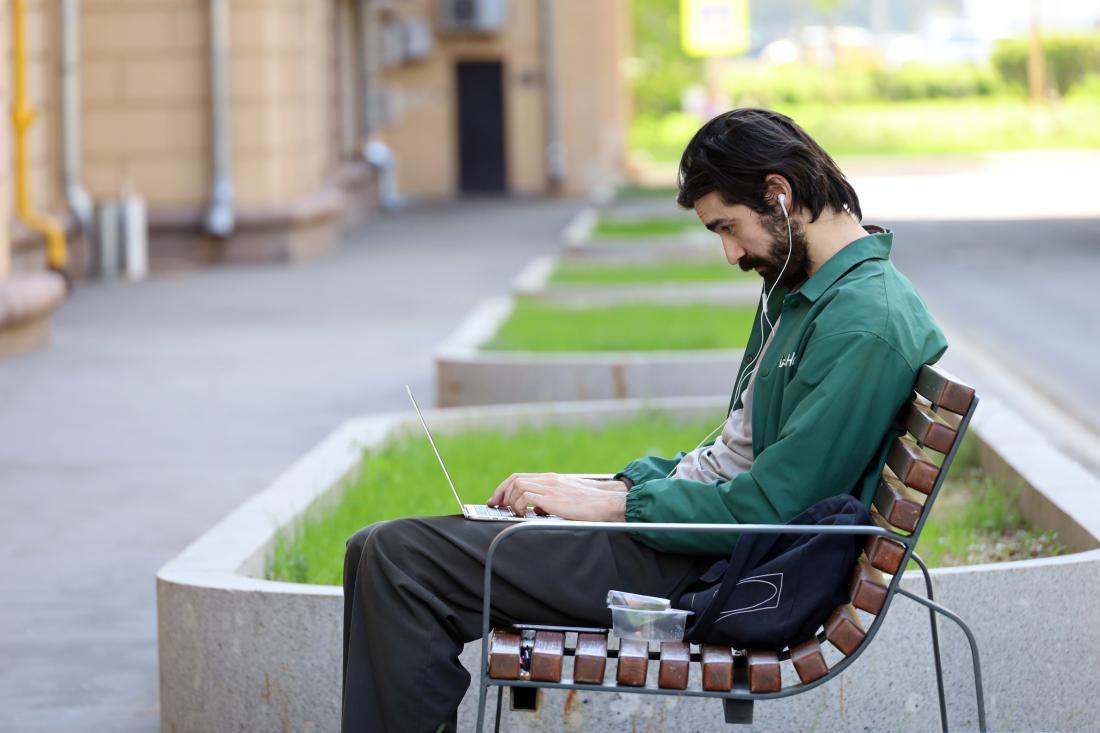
(157, 396), (1100, 733)
(513, 255), (760, 307)
(434, 297), (745, 408)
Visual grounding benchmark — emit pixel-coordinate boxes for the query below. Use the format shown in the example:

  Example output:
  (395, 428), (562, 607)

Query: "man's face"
(693, 190), (809, 289)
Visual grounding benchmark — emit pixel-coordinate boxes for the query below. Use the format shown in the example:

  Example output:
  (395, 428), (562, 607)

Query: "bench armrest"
(478, 520), (903, 659)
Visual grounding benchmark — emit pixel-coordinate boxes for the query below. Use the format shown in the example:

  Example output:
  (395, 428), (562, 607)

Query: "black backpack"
(674, 494), (870, 649)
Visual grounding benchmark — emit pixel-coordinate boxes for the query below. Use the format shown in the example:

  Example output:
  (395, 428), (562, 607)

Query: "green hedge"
(728, 62), (1004, 107)
(991, 32), (1100, 96)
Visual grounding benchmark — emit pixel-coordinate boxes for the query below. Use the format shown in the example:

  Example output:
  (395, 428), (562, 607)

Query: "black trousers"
(341, 515), (711, 733)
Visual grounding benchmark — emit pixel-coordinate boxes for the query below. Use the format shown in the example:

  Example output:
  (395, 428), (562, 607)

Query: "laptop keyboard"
(471, 505), (545, 520)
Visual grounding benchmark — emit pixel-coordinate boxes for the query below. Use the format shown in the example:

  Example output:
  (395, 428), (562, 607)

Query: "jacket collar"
(794, 226), (892, 303)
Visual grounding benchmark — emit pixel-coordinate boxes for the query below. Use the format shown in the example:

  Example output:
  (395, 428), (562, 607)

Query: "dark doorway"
(456, 61), (507, 194)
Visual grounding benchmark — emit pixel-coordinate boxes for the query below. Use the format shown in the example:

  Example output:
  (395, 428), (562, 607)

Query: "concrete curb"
(433, 296), (745, 407)
(156, 396), (1100, 733)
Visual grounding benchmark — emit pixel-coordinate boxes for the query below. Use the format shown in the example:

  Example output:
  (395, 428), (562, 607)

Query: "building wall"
(6, 0), (630, 276)
(374, 0), (629, 202)
(81, 0), (210, 209)
(555, 0), (631, 198)
(79, 0), (342, 212)
(1, 0), (12, 279)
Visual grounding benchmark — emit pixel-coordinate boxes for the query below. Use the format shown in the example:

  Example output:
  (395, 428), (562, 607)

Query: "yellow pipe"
(11, 0), (70, 274)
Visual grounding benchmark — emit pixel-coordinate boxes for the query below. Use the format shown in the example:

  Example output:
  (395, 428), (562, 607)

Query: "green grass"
(593, 216), (696, 238)
(268, 419), (1067, 586)
(631, 97), (1100, 164)
(481, 300), (758, 351)
(613, 185), (680, 202)
(915, 433), (1068, 568)
(550, 260), (754, 286)
(267, 412), (723, 585)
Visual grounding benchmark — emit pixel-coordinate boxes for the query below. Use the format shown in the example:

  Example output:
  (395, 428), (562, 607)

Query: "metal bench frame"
(474, 385), (984, 732)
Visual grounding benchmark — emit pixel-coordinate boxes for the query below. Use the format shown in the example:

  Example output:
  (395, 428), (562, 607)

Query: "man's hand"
(487, 473), (628, 522)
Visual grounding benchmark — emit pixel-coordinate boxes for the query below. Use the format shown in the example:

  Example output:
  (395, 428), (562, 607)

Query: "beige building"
(1, 0), (632, 356)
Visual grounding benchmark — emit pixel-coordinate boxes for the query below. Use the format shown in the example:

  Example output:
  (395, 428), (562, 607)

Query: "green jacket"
(619, 230), (947, 556)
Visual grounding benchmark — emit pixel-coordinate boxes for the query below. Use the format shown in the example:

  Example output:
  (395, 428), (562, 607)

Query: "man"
(341, 108), (947, 731)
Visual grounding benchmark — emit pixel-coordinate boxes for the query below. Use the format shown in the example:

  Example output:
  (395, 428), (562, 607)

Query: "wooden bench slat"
(573, 633), (608, 684)
(915, 364), (975, 415)
(903, 401), (958, 454)
(616, 639), (649, 687)
(866, 525), (908, 575)
(530, 631), (565, 683)
(849, 555), (889, 614)
(886, 436), (940, 494)
(657, 642), (690, 690)
(824, 604), (866, 656)
(790, 639), (828, 684)
(873, 473), (927, 533)
(701, 644), (734, 692)
(747, 649), (782, 693)
(488, 629), (521, 680)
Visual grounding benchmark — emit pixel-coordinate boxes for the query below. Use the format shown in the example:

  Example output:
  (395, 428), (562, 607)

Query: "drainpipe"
(60, 0), (93, 255)
(204, 0), (235, 238)
(357, 0), (378, 139)
(11, 0), (70, 279)
(539, 0), (566, 189)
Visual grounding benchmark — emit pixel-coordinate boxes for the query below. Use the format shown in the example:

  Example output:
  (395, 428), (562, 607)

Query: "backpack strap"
(688, 528), (783, 642)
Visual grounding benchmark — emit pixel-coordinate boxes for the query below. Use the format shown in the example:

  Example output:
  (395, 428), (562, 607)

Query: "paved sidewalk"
(0, 198), (580, 733)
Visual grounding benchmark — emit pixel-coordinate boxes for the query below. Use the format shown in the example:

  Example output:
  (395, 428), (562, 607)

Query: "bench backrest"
(768, 362), (979, 691)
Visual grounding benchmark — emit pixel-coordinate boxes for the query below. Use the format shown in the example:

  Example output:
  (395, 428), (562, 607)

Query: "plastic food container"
(606, 590), (691, 641)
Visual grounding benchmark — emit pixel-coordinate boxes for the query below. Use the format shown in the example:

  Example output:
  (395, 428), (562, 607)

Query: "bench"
(473, 363), (986, 732)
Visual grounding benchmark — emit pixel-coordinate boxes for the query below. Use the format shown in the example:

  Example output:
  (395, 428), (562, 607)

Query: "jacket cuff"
(616, 461), (651, 487)
(624, 484), (648, 523)
(613, 472), (634, 490)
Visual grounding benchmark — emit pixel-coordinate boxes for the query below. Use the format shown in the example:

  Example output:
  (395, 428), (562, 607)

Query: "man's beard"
(738, 211), (811, 290)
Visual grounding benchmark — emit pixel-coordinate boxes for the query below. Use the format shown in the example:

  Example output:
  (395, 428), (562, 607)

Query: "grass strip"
(269, 421), (1066, 586)
(550, 260), (754, 285)
(593, 216), (696, 238)
(481, 300), (758, 352)
(268, 412), (724, 585)
(915, 433), (1068, 567)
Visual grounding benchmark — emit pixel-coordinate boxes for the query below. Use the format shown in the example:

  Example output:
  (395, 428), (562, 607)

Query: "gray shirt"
(671, 314), (783, 483)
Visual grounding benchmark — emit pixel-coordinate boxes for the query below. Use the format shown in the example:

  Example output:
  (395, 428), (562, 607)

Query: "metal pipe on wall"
(539, 0), (566, 188)
(11, 0), (70, 276)
(357, 0), (378, 139)
(60, 0), (93, 255)
(204, 0), (235, 238)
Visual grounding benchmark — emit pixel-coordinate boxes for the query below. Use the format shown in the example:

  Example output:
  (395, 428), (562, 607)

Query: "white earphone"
(663, 190), (796, 481)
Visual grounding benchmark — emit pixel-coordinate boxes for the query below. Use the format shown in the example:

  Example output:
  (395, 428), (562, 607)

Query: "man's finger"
(488, 473), (520, 506)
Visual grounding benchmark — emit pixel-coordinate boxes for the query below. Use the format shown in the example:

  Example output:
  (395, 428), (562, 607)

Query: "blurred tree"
(1027, 0), (1046, 104)
(631, 0), (704, 116)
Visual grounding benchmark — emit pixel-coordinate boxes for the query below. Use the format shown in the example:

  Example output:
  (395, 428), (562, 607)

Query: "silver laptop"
(405, 386), (611, 522)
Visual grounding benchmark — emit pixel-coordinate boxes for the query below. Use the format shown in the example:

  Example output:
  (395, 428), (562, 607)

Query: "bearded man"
(340, 108), (947, 732)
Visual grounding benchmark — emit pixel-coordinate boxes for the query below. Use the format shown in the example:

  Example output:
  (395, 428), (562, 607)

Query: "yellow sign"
(680, 0), (750, 58)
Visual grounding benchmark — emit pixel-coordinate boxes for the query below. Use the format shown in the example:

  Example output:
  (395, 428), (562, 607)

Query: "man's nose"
(722, 236), (745, 261)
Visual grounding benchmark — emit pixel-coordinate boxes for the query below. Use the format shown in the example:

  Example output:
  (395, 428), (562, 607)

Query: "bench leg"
(722, 699), (754, 724)
(494, 686), (504, 733)
(897, 587), (987, 732)
(910, 551), (949, 733)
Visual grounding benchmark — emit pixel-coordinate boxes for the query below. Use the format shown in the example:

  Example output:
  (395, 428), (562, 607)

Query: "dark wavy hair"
(676, 108), (861, 222)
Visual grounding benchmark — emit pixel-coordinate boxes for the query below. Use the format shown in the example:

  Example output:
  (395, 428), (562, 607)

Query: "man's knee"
(346, 521), (387, 554)
(346, 517), (422, 566)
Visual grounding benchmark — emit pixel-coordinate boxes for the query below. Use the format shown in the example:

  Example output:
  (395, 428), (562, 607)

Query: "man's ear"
(763, 174), (792, 210)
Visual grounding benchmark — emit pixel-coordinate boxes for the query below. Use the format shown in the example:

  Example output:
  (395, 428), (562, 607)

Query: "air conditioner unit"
(438, 0), (506, 34)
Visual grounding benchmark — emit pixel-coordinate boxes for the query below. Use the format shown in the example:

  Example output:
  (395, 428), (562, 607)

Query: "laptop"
(405, 386), (612, 522)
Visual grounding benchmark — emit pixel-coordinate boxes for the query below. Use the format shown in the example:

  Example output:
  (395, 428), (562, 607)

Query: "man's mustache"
(738, 257), (766, 273)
